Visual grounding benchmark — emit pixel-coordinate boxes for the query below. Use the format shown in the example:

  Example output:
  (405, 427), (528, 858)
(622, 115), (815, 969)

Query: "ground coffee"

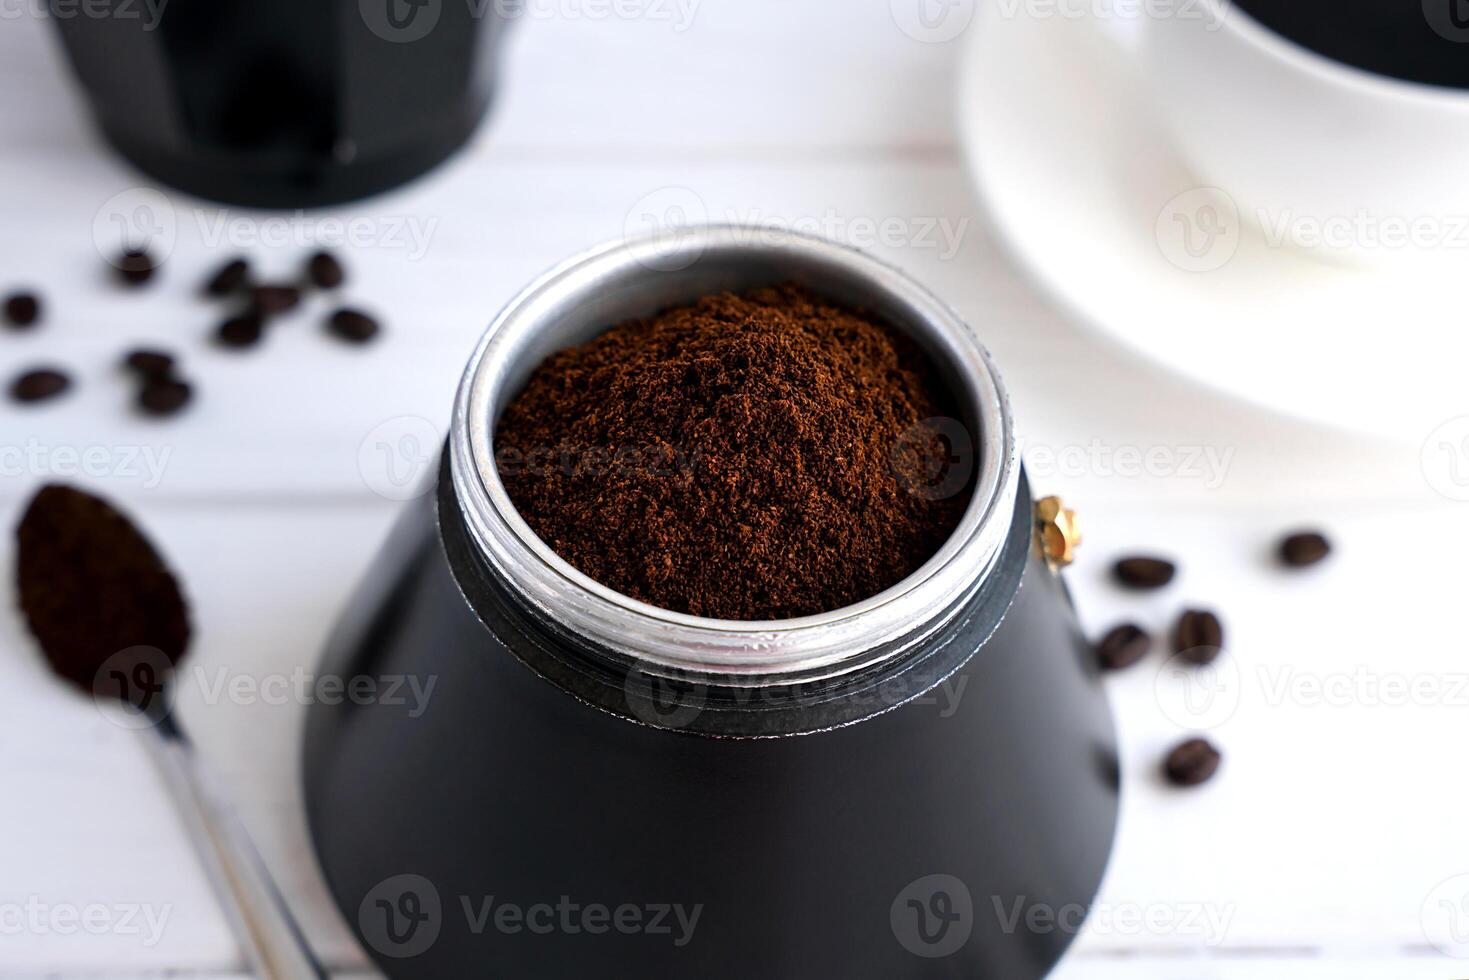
(15, 484), (191, 695)
(494, 283), (971, 621)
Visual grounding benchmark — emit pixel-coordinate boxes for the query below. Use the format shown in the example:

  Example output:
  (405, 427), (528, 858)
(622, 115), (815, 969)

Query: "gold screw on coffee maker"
(1035, 496), (1081, 567)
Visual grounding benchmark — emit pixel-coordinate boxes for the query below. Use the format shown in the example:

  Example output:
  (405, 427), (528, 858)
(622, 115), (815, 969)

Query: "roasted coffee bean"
(115, 249), (157, 286)
(123, 348), (176, 380)
(1096, 623), (1152, 671)
(138, 377), (192, 417)
(326, 308), (380, 344)
(306, 251), (345, 289)
(1113, 556), (1176, 589)
(250, 285), (302, 317)
(204, 257), (251, 297)
(3, 291), (40, 328)
(10, 368), (70, 403)
(1279, 530), (1331, 567)
(1174, 608), (1224, 664)
(1164, 738), (1222, 787)
(216, 311), (265, 349)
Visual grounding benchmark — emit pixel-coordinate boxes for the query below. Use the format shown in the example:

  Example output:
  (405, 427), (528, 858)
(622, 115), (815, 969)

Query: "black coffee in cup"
(1232, 0), (1469, 89)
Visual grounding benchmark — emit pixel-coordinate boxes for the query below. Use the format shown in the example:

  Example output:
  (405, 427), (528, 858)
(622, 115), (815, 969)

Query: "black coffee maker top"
(50, 0), (512, 207)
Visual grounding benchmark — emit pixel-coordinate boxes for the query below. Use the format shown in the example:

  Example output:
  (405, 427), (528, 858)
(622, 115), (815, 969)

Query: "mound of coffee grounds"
(494, 283), (972, 621)
(15, 484), (191, 695)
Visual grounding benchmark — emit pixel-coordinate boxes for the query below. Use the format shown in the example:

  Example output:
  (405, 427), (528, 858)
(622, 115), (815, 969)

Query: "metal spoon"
(124, 680), (327, 980)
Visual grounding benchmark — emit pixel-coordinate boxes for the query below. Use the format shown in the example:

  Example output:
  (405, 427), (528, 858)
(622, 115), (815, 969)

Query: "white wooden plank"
(1067, 502), (1469, 955)
(0, 0), (1462, 973)
(0, 1), (965, 154)
(0, 975), (380, 980)
(0, 497), (1463, 972)
(0, 501), (397, 972)
(0, 147), (1428, 506)
(1053, 955), (1461, 979)
(11, 961), (1457, 980)
(0, 3), (1429, 513)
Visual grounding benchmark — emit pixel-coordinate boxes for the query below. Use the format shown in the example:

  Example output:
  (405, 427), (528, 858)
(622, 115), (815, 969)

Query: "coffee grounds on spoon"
(15, 484), (191, 696)
(494, 283), (972, 621)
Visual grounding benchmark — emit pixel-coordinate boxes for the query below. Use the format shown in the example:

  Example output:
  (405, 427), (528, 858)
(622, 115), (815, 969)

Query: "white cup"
(1121, 0), (1469, 263)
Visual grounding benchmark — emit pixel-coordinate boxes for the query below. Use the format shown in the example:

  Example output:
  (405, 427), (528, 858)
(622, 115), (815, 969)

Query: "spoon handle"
(143, 721), (328, 979)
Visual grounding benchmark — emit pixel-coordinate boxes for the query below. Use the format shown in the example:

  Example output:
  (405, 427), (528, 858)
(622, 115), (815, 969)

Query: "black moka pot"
(303, 228), (1119, 978)
(50, 0), (511, 207)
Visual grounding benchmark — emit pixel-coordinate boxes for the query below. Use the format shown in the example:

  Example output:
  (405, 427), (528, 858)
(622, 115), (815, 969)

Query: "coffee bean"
(204, 258), (251, 297)
(306, 251), (345, 289)
(1164, 738), (1222, 787)
(115, 249), (157, 286)
(123, 348), (176, 380)
(250, 285), (302, 317)
(10, 368), (70, 403)
(1113, 556), (1176, 589)
(1174, 608), (1224, 664)
(4, 291), (40, 328)
(327, 308), (380, 344)
(1279, 530), (1331, 567)
(138, 377), (192, 417)
(216, 311), (265, 349)
(1096, 623), (1152, 670)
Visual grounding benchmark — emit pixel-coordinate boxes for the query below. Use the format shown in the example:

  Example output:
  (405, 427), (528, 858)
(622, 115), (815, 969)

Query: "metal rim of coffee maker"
(450, 225), (1019, 682)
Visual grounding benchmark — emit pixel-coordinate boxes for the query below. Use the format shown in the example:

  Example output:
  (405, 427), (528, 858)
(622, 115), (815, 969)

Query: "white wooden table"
(1, 2), (1465, 976)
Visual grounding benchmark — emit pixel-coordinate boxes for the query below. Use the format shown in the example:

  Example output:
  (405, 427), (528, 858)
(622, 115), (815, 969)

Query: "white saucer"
(956, 3), (1469, 441)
